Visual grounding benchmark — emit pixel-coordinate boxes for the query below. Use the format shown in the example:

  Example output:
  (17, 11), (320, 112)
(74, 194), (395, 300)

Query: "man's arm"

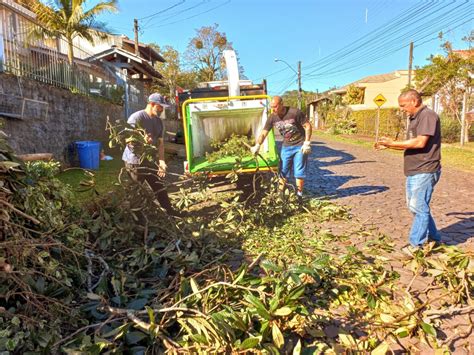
(303, 121), (312, 141)
(157, 137), (165, 161)
(376, 135), (429, 150)
(256, 129), (270, 145)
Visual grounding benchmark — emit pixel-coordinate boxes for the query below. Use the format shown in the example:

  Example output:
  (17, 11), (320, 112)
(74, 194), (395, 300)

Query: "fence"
(0, 5), (120, 102)
(351, 108), (406, 139)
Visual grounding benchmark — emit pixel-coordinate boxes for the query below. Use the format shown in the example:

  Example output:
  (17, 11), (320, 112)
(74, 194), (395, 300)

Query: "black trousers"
(125, 161), (173, 213)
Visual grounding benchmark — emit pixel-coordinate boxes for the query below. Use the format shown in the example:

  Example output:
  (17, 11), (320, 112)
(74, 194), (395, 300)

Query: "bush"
(351, 109), (403, 138)
(326, 108), (357, 135)
(440, 116), (461, 143)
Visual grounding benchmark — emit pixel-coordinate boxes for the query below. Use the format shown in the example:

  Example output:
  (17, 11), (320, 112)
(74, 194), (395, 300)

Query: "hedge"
(351, 108), (404, 138)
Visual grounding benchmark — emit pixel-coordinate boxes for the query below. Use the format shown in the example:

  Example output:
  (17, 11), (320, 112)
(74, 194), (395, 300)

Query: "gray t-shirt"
(128, 110), (164, 144)
(264, 106), (308, 146)
(122, 110), (164, 164)
(404, 106), (441, 176)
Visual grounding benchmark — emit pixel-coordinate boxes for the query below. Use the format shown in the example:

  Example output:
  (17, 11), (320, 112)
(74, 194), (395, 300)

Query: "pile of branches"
(1, 128), (472, 353)
(205, 134), (255, 163)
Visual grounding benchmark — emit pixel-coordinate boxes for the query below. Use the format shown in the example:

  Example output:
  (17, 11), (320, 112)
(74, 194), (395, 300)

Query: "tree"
(151, 44), (199, 101)
(414, 41), (473, 121)
(282, 90), (318, 113)
(415, 38), (474, 144)
(184, 24), (236, 82)
(343, 85), (365, 105)
(22, 0), (118, 64)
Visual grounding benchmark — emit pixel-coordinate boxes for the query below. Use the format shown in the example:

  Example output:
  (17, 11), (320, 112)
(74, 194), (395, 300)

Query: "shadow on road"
(304, 141), (389, 199)
(440, 213), (474, 245)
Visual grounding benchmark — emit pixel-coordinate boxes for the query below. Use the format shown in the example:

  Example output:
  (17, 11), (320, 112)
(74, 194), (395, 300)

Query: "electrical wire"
(303, 0), (448, 75)
(302, 15), (473, 85)
(143, 0), (231, 30)
(302, 0), (433, 72)
(302, 1), (471, 79)
(140, 0), (209, 30)
(137, 0), (186, 21)
(304, 7), (472, 79)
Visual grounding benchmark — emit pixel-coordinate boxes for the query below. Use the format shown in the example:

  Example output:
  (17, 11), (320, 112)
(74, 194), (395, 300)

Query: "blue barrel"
(75, 141), (101, 170)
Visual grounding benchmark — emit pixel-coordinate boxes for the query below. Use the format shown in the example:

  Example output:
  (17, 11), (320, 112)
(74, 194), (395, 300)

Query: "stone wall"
(0, 73), (123, 164)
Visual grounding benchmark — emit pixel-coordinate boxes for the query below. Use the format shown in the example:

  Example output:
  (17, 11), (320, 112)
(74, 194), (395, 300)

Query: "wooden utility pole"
(406, 42), (414, 138)
(407, 42), (414, 88)
(297, 60), (302, 110)
(134, 19), (139, 56)
(460, 89), (468, 146)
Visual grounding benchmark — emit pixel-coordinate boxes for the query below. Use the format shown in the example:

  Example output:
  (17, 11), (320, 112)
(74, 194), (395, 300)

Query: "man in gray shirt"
(122, 93), (178, 216)
(375, 89), (441, 258)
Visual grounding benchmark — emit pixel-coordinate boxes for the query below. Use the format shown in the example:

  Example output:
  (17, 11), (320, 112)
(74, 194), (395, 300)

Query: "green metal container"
(181, 95), (279, 175)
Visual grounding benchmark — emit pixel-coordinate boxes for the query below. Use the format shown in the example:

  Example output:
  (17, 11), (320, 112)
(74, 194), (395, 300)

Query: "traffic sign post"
(373, 94), (387, 143)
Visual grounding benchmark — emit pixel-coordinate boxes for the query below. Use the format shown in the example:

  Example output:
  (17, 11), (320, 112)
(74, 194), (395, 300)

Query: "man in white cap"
(122, 93), (179, 216)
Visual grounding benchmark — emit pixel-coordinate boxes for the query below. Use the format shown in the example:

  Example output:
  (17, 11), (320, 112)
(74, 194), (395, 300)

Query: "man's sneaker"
(400, 245), (421, 259)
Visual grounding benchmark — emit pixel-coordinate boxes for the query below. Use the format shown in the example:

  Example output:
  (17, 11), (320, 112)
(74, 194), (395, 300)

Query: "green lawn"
(57, 158), (124, 204)
(314, 131), (474, 173)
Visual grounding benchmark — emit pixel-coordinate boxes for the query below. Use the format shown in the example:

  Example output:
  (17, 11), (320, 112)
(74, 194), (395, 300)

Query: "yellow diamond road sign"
(374, 93), (387, 107)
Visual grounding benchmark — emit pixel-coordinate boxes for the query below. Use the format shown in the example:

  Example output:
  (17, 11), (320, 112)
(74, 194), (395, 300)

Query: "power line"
(256, 0), (428, 85)
(303, 0), (444, 75)
(302, 1), (471, 79)
(302, 15), (473, 85)
(141, 0), (209, 30)
(143, 0), (231, 30)
(137, 0), (186, 21)
(307, 7), (472, 78)
(302, 0), (432, 72)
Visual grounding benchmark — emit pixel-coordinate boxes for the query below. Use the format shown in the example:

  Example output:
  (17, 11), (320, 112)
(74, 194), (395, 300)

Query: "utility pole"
(275, 58), (302, 110)
(406, 42), (414, 138)
(407, 42), (414, 88)
(297, 60), (302, 110)
(134, 19), (139, 56)
(460, 89), (468, 146)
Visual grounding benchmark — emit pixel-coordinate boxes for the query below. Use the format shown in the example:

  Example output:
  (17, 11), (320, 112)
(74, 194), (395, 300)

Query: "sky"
(100, 0), (473, 95)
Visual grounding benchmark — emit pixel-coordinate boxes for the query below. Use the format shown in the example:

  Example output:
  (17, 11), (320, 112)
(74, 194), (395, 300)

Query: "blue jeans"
(406, 170), (441, 246)
(279, 145), (308, 179)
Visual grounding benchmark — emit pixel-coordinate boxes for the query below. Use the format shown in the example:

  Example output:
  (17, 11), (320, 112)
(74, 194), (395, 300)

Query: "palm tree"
(22, 0), (118, 64)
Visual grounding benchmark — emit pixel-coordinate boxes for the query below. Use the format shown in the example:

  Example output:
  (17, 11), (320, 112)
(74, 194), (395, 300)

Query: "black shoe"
(297, 194), (303, 206)
(167, 209), (186, 218)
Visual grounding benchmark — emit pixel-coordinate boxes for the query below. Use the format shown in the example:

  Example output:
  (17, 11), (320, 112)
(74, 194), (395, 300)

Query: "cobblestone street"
(305, 136), (474, 252)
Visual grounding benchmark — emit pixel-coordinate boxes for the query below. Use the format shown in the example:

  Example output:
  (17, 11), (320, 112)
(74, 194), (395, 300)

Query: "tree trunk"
(460, 89), (467, 146)
(67, 38), (74, 65)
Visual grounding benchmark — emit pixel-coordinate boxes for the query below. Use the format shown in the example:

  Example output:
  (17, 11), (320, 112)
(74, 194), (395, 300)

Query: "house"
(1, 0), (165, 118)
(307, 70), (414, 129)
(307, 96), (332, 129)
(331, 70), (411, 110)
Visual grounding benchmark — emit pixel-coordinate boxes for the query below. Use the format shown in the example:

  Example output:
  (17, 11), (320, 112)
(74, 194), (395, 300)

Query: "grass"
(314, 131), (474, 173)
(57, 158), (124, 204)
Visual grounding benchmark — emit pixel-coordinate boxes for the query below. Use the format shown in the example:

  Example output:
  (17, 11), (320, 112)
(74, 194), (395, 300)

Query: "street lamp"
(274, 58), (302, 110)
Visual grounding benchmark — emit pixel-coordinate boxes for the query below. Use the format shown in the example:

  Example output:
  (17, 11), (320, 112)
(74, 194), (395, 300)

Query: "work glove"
(301, 141), (311, 154)
(250, 143), (261, 155)
(158, 160), (167, 171)
(157, 160), (167, 177)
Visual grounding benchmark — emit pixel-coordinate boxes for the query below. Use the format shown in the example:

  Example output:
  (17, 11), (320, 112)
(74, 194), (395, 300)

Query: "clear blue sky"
(100, 0), (473, 95)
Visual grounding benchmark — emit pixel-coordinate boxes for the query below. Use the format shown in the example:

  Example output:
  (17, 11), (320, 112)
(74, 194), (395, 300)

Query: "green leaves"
(238, 336), (261, 350)
(420, 322), (437, 337)
(244, 294), (271, 320)
(271, 324), (284, 348)
(273, 307), (293, 317)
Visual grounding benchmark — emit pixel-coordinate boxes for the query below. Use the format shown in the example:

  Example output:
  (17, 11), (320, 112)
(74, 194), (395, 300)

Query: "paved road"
(305, 136), (474, 251)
